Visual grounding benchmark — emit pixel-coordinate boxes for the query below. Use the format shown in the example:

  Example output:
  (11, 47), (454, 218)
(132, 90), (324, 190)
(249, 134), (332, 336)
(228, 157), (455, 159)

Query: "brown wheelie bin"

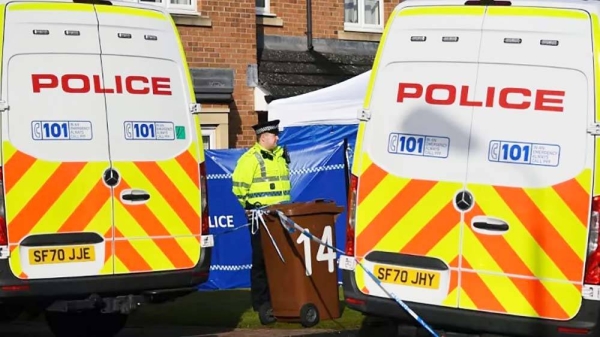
(258, 199), (344, 328)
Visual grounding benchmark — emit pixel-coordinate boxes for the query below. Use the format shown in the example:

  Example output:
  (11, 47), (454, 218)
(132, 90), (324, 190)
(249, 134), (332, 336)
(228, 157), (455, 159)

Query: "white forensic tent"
(267, 70), (371, 128)
(267, 70), (371, 176)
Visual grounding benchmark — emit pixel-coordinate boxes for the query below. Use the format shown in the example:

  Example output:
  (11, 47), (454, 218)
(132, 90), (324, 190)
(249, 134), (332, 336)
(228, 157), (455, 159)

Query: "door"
(1, 3), (113, 279)
(95, 9), (202, 274)
(354, 7), (484, 308)
(460, 7), (593, 320)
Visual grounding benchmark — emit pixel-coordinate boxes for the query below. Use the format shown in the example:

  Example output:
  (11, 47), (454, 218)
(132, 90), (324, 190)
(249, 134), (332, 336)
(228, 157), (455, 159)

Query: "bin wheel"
(299, 303), (320, 328)
(258, 302), (276, 325)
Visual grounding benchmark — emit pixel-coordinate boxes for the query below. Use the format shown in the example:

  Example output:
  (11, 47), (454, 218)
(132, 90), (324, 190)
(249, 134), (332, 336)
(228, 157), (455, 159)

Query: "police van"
(341, 0), (600, 335)
(0, 0), (212, 336)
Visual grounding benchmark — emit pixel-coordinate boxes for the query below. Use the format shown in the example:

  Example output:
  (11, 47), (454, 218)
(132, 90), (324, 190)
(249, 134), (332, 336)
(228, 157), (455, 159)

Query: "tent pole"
(306, 0), (313, 51)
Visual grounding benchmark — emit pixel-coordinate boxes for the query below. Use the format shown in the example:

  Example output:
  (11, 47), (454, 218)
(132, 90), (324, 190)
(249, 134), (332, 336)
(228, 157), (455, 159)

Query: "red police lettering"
(31, 74), (172, 95)
(396, 82), (564, 112)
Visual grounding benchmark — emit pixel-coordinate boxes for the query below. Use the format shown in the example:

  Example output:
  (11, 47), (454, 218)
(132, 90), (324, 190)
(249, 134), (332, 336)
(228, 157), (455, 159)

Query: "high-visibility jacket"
(231, 143), (291, 208)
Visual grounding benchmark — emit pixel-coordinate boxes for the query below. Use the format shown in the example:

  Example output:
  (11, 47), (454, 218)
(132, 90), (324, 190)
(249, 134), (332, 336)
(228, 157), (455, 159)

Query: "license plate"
(28, 246), (95, 265)
(373, 264), (440, 289)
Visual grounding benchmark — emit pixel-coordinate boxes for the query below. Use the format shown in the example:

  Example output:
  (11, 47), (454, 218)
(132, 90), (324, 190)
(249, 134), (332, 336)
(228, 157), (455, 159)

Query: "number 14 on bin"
(296, 226), (336, 277)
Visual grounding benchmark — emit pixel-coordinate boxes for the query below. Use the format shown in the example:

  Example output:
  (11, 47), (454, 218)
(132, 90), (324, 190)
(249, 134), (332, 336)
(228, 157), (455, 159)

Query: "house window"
(201, 128), (217, 150)
(256, 0), (270, 15)
(344, 0), (384, 33)
(139, 0), (197, 14)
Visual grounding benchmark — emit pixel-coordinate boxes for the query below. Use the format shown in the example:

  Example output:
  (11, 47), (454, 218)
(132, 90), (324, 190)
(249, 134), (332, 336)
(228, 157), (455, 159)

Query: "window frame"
(138, 0), (198, 15)
(201, 127), (217, 150)
(255, 0), (270, 15)
(344, 0), (384, 33)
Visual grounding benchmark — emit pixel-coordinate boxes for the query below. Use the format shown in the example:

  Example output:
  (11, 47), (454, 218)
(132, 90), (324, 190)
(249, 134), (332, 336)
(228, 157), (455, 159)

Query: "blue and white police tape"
(207, 207), (286, 263)
(275, 210), (439, 337)
(206, 208), (438, 337)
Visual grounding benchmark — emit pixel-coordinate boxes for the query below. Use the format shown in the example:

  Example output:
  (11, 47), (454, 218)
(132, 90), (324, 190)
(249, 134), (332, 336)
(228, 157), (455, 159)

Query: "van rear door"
(2, 3), (113, 279)
(461, 7), (593, 320)
(94, 6), (202, 275)
(354, 6), (484, 308)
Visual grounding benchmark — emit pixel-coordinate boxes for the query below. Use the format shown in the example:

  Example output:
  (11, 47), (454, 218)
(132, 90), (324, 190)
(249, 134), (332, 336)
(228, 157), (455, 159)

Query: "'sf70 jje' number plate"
(374, 264), (440, 289)
(28, 246), (95, 265)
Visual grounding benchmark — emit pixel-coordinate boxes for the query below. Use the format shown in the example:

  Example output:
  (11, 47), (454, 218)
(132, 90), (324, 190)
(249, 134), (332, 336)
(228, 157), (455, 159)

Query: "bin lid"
(265, 199), (344, 217)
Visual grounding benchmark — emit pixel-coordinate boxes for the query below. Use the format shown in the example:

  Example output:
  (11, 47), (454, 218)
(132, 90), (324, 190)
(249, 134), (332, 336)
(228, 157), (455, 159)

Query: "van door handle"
(120, 189), (150, 205)
(471, 215), (509, 235)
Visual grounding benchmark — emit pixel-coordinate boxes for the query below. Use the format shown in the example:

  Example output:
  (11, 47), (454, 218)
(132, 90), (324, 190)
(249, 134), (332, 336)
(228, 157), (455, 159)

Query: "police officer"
(231, 119), (291, 324)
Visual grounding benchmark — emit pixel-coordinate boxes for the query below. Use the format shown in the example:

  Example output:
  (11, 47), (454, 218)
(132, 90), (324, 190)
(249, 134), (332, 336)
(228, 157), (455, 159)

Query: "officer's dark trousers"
(249, 223), (271, 311)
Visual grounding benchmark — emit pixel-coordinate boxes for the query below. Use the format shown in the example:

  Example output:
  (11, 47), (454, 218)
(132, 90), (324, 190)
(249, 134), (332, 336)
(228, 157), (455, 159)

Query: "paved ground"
(0, 320), (400, 337)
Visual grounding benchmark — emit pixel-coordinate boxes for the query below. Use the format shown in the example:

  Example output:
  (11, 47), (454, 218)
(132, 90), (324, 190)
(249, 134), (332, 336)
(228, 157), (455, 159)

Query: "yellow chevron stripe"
(468, 184), (567, 280)
(543, 281), (582, 318)
(1, 141), (17, 163)
(575, 169), (592, 193)
(114, 255), (128, 274)
(376, 182), (460, 253)
(524, 187), (586, 256)
(5, 160), (60, 219)
(356, 174), (410, 236)
(442, 286), (458, 307)
(156, 157), (200, 216)
(462, 229), (537, 316)
(176, 236), (201, 262)
(427, 224), (460, 262)
(458, 288), (476, 309)
(191, 122), (202, 162)
(358, 152), (373, 176)
(462, 226), (504, 274)
(117, 162), (193, 236)
(30, 163), (106, 235)
(100, 253), (114, 275)
(85, 200), (112, 237)
(351, 124), (367, 175)
(113, 203), (173, 270)
(479, 272), (537, 316)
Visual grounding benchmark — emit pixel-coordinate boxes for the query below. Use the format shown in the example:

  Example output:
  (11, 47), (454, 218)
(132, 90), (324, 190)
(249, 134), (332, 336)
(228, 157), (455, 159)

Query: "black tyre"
(45, 310), (128, 337)
(0, 304), (23, 322)
(258, 302), (276, 325)
(299, 303), (319, 328)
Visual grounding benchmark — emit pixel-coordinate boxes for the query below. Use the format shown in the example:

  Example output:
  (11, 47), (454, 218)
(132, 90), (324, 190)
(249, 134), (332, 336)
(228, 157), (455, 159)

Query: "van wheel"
(45, 310), (128, 337)
(0, 304), (23, 322)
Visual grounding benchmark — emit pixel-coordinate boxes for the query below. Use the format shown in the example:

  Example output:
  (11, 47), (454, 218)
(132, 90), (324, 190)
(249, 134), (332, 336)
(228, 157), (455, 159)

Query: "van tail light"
(199, 162), (209, 236)
(345, 174), (358, 256)
(584, 195), (600, 284)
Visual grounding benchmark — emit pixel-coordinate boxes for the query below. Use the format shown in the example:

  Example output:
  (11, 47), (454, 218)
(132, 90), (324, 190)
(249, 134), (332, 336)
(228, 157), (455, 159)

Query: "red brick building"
(145, 0), (397, 148)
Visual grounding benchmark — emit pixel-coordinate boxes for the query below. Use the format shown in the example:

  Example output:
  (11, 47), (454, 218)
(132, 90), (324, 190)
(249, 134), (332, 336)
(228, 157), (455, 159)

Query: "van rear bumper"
(342, 269), (600, 337)
(0, 247), (212, 302)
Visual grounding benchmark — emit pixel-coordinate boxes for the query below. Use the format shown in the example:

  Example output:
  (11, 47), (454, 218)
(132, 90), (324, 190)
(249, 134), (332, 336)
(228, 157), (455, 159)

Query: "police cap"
(252, 119), (280, 136)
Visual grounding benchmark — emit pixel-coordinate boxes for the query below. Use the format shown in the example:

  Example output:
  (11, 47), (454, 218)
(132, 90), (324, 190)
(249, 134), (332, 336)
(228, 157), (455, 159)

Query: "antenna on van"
(464, 0), (511, 5)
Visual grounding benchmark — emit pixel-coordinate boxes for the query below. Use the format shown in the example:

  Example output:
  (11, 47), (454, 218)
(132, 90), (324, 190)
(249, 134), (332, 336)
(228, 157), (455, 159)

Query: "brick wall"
(176, 0), (258, 148)
(262, 0), (398, 39)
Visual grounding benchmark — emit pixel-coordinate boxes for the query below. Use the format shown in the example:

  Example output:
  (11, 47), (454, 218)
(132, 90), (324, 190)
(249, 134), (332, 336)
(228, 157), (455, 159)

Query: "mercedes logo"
(454, 190), (474, 212)
(103, 168), (120, 187)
